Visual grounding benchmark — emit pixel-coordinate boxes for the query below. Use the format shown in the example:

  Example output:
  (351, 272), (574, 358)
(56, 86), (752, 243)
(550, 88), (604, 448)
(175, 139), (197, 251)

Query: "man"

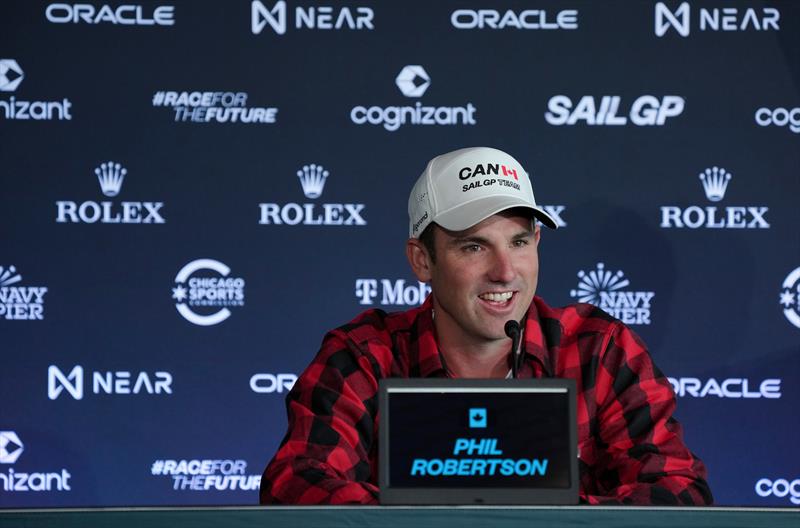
(260, 147), (712, 505)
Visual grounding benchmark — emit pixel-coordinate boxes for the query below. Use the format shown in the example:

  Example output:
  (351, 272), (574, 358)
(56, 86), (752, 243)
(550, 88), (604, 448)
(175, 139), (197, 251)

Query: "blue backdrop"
(1, 0), (799, 508)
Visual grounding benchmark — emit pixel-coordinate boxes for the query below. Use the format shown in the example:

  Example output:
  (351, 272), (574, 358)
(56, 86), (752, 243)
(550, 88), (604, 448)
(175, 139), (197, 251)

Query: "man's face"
(408, 211), (541, 345)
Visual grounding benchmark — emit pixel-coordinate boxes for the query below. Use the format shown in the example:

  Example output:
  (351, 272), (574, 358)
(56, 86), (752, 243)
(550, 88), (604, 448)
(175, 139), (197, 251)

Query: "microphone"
(504, 320), (521, 379)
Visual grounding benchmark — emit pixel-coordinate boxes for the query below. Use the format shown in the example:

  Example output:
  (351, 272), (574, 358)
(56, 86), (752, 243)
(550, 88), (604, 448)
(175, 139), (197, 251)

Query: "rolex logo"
(660, 166), (769, 230)
(95, 161), (127, 197)
(297, 164), (329, 199)
(55, 161), (165, 225)
(258, 163), (366, 226)
(699, 166), (731, 202)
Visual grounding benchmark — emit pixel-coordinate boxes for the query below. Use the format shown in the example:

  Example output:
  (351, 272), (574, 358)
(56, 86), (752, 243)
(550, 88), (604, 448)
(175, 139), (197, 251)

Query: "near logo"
(654, 2), (780, 37)
(48, 365), (173, 400)
(251, 0), (374, 35)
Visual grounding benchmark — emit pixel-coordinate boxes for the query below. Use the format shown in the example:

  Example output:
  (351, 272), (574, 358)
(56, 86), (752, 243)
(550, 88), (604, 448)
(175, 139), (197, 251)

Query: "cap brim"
(434, 196), (558, 232)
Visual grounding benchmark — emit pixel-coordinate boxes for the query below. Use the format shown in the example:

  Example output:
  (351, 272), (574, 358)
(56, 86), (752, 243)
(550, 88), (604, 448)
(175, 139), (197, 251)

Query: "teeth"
(480, 292), (513, 302)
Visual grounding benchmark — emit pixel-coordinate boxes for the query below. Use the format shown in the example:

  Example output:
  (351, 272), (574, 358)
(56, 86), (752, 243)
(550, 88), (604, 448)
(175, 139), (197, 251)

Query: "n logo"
(252, 0), (286, 35)
(655, 2), (690, 37)
(48, 365), (83, 400)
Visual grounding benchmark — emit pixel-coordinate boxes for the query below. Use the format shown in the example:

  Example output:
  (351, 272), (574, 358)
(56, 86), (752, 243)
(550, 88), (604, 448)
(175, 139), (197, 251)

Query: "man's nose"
(488, 248), (515, 283)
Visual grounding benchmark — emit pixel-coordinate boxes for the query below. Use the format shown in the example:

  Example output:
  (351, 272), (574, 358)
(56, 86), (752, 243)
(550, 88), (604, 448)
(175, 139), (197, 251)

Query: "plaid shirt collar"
(412, 295), (553, 378)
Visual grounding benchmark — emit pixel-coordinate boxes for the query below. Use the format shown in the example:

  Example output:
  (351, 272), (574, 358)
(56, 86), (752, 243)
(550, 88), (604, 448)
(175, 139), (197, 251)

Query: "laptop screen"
(379, 379), (578, 505)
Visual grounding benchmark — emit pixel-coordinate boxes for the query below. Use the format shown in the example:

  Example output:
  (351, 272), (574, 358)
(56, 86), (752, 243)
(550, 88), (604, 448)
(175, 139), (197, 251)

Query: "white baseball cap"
(408, 147), (557, 238)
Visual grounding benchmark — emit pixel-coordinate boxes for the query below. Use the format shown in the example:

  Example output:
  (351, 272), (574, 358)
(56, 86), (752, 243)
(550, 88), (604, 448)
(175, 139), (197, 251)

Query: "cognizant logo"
(755, 478), (800, 505)
(755, 107), (800, 134)
(0, 431), (72, 492)
(350, 65), (477, 132)
(0, 59), (73, 121)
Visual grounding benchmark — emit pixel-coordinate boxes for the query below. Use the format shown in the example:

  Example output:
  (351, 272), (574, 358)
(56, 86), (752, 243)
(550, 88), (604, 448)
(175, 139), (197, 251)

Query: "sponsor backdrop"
(1, 0), (798, 508)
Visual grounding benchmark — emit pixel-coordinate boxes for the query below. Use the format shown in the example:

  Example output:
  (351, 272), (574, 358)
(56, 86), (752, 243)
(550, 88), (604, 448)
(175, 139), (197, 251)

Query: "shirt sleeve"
(259, 332), (380, 504)
(584, 323), (713, 505)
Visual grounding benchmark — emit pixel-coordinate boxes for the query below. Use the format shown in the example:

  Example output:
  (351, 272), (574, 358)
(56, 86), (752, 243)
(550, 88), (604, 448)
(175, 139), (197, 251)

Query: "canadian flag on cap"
(501, 165), (518, 180)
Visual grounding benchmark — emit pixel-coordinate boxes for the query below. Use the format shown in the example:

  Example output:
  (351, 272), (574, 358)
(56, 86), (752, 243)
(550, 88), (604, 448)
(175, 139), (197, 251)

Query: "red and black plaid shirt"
(260, 296), (712, 505)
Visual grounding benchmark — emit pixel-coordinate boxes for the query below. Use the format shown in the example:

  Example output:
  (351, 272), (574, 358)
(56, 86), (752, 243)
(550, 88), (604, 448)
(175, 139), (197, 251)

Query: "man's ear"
(406, 238), (433, 283)
(534, 223), (541, 247)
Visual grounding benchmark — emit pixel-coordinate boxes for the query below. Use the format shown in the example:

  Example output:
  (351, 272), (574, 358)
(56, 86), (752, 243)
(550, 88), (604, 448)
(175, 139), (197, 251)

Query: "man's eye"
(513, 239), (529, 247)
(462, 244), (482, 253)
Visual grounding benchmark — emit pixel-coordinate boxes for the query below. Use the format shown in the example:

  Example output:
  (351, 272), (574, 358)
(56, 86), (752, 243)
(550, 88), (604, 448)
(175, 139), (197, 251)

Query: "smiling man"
(260, 147), (712, 506)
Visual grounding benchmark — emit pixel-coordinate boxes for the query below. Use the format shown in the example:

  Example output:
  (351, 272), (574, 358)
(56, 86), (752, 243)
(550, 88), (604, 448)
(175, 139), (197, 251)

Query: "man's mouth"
(478, 291), (515, 305)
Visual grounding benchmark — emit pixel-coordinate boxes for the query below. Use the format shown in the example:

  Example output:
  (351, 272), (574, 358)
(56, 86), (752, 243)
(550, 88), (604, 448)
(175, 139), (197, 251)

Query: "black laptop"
(379, 378), (578, 505)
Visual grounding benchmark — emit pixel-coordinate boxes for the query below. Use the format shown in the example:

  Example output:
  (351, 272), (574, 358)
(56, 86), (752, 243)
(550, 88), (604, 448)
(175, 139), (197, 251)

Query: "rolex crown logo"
(699, 166), (731, 202)
(95, 161), (127, 197)
(297, 164), (329, 199)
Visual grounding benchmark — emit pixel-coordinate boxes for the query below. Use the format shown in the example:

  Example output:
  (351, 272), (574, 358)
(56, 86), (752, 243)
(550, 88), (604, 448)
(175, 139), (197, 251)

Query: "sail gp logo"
(0, 265), (47, 321)
(660, 167), (769, 229)
(172, 259), (245, 326)
(569, 263), (654, 325)
(258, 164), (366, 226)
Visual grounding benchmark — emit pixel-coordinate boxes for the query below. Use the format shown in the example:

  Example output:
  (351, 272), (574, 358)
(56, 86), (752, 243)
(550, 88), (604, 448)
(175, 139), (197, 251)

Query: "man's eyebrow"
(447, 229), (534, 247)
(511, 229), (535, 241)
(447, 235), (490, 247)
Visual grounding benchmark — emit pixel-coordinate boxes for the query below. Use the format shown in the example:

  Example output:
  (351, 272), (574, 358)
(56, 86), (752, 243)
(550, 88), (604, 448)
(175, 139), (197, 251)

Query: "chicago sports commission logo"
(780, 267), (800, 329)
(172, 259), (245, 326)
